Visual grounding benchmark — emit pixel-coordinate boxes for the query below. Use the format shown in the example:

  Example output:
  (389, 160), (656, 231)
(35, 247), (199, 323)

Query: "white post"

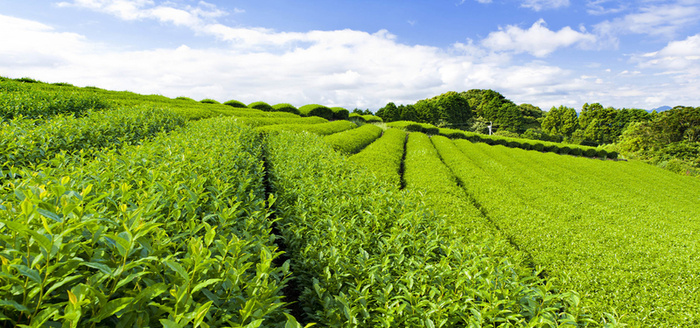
(487, 121), (493, 135)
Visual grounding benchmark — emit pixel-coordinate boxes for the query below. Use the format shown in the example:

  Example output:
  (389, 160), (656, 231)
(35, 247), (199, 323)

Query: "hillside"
(1, 77), (700, 327)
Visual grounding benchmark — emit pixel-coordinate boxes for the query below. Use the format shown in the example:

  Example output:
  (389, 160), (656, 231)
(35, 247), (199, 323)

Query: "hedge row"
(349, 113), (383, 123)
(298, 104), (334, 120)
(386, 121), (439, 135)
(0, 117), (296, 327)
(0, 106), (186, 170)
(349, 128), (406, 188)
(0, 79), (113, 120)
(256, 120), (357, 136)
(237, 116), (328, 128)
(264, 130), (600, 327)
(272, 103), (301, 115)
(329, 107), (350, 120)
(323, 123), (383, 155)
(437, 128), (618, 159)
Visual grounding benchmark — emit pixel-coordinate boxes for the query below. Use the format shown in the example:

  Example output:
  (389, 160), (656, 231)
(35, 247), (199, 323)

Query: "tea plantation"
(1, 77), (699, 327)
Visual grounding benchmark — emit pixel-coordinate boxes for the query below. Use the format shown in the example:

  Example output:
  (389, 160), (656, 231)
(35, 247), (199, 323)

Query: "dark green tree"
(541, 105), (579, 138)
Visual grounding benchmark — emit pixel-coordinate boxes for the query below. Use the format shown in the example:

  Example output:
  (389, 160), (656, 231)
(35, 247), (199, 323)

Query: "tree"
(375, 102), (400, 122)
(519, 103), (544, 130)
(654, 106), (700, 143)
(575, 103), (618, 145)
(541, 106), (578, 137)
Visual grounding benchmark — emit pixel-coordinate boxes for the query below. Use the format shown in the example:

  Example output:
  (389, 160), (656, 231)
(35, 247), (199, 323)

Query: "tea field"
(1, 77), (700, 327)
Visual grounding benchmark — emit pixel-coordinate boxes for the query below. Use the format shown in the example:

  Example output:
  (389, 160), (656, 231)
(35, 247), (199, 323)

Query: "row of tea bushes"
(348, 128), (406, 188)
(323, 124), (383, 155)
(0, 117), (297, 327)
(264, 130), (602, 327)
(0, 106), (186, 170)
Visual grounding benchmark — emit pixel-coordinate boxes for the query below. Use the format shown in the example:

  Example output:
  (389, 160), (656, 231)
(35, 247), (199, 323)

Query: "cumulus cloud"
(636, 34), (700, 74)
(2, 2), (696, 111)
(520, 0), (570, 11)
(481, 19), (597, 57)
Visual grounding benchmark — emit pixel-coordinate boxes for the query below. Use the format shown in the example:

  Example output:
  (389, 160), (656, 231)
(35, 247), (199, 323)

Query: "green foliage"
(0, 80), (113, 120)
(329, 107), (350, 120)
(271, 103), (301, 115)
(298, 104), (334, 120)
(386, 121), (439, 134)
(541, 105), (579, 138)
(238, 116), (327, 128)
(199, 98), (220, 104)
(349, 128), (406, 188)
(361, 114), (382, 123)
(265, 131), (597, 327)
(256, 120), (356, 136)
(0, 106), (186, 169)
(323, 124), (382, 155)
(461, 89), (524, 132)
(223, 99), (247, 108)
(175, 96), (196, 102)
(248, 101), (274, 111)
(582, 148), (597, 157)
(0, 117), (292, 327)
(444, 139), (700, 326)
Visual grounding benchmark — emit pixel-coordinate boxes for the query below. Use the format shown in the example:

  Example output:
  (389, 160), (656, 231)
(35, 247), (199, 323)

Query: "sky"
(1, 0), (699, 111)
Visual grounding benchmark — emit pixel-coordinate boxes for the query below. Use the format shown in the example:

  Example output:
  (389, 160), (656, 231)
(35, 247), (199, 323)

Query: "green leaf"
(82, 261), (113, 276)
(94, 297), (133, 321)
(160, 319), (185, 328)
(11, 264), (41, 284)
(0, 299), (31, 312)
(164, 260), (189, 283)
(192, 278), (221, 294)
(37, 208), (62, 223)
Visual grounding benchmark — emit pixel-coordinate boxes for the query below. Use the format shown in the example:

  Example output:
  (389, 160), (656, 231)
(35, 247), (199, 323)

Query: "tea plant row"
(0, 118), (301, 327)
(430, 136), (700, 326)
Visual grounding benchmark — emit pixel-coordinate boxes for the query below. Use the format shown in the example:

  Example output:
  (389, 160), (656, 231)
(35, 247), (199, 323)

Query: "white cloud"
(586, 0), (628, 15)
(594, 1), (700, 44)
(637, 34), (700, 72)
(520, 0), (570, 11)
(481, 19), (597, 57)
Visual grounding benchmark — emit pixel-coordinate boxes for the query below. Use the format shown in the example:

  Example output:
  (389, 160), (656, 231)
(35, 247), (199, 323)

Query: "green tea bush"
(583, 148), (598, 157)
(0, 82), (113, 120)
(386, 121), (439, 134)
(329, 107), (350, 120)
(570, 147), (583, 156)
(0, 106), (186, 169)
(238, 116), (327, 128)
(361, 114), (383, 123)
(597, 149), (608, 159)
(298, 104), (333, 120)
(349, 128), (406, 187)
(266, 130), (598, 327)
(248, 101), (274, 111)
(199, 98), (220, 104)
(532, 142), (545, 151)
(323, 123), (382, 155)
(0, 117), (296, 327)
(348, 113), (365, 123)
(223, 99), (247, 108)
(175, 96), (196, 101)
(607, 150), (619, 159)
(272, 103), (301, 115)
(257, 120), (356, 136)
(559, 146), (572, 155)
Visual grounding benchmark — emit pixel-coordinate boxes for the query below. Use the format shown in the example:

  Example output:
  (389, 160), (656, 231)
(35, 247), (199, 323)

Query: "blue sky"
(1, 0), (699, 111)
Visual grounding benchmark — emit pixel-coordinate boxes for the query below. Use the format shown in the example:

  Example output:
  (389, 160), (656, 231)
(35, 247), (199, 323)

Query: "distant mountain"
(649, 106), (671, 113)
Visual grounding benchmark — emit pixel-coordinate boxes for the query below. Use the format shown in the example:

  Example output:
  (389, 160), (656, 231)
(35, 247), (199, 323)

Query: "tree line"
(374, 90), (700, 175)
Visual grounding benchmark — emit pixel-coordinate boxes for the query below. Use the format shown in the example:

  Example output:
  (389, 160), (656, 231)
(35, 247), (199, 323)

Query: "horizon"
(1, 0), (699, 111)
